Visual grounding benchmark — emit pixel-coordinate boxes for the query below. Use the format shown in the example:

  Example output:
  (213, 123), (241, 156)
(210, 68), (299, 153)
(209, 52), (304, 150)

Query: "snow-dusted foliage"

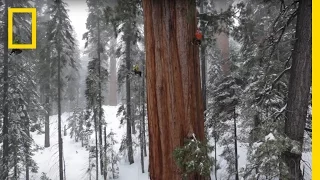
(67, 107), (87, 143)
(106, 130), (120, 179)
(0, 0), (45, 179)
(40, 172), (51, 180)
(173, 134), (213, 178)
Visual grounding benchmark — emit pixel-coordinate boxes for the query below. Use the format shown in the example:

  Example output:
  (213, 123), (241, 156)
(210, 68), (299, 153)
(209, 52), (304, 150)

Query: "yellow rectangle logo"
(8, 8), (37, 49)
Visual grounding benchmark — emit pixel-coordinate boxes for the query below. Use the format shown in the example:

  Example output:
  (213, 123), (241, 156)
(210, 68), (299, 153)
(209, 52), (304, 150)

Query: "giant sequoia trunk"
(142, 1), (206, 179)
(283, 0), (311, 179)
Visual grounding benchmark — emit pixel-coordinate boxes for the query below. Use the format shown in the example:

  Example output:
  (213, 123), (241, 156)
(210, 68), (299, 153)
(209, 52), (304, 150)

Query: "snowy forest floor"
(29, 106), (149, 180)
(27, 105), (311, 180)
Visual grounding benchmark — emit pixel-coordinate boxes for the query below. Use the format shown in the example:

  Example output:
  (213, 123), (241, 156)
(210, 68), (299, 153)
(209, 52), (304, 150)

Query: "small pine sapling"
(173, 134), (213, 178)
(106, 130), (120, 179)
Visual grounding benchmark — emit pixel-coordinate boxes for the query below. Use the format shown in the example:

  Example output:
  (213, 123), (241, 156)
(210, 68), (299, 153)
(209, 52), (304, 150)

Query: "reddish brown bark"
(142, 0), (206, 179)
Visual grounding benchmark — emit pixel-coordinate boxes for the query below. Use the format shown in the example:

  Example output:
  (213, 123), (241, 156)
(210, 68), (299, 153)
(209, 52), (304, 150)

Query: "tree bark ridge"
(143, 1), (206, 179)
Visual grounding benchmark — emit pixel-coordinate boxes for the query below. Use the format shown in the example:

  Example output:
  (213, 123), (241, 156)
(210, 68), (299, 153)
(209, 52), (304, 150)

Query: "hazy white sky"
(66, 0), (88, 51)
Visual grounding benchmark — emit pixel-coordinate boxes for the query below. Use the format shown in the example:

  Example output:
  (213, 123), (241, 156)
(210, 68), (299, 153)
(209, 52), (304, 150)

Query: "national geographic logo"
(8, 8), (37, 49)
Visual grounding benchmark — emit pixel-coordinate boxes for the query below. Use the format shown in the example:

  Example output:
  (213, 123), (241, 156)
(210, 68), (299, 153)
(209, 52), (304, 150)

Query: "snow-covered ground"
(28, 105), (311, 180)
(30, 106), (148, 180)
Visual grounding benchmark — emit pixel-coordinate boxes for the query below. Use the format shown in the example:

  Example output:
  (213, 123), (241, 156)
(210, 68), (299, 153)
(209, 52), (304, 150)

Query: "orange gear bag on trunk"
(195, 30), (203, 40)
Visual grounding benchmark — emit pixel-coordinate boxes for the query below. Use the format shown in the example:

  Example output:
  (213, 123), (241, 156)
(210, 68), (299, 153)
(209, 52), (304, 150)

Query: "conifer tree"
(109, 0), (142, 165)
(45, 0), (78, 179)
(283, 0), (311, 178)
(106, 130), (120, 179)
(35, 0), (52, 148)
(85, 57), (108, 178)
(84, 0), (114, 174)
(227, 0), (310, 178)
(0, 0), (45, 179)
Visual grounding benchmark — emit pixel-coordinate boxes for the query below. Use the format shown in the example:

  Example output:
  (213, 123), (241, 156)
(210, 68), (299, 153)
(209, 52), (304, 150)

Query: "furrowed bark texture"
(283, 0), (311, 179)
(143, 1), (206, 179)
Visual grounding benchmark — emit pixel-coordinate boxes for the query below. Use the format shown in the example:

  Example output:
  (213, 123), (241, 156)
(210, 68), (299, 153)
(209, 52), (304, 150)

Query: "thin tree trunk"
(97, 17), (104, 176)
(75, 126), (79, 142)
(109, 39), (118, 106)
(26, 158), (29, 180)
(26, 143), (30, 180)
(57, 12), (64, 179)
(142, 0), (207, 179)
(44, 92), (50, 147)
(283, 0), (311, 179)
(57, 42), (64, 180)
(64, 125), (67, 136)
(139, 77), (145, 173)
(132, 104), (136, 134)
(213, 119), (218, 180)
(25, 96), (30, 180)
(94, 110), (99, 180)
(2, 0), (10, 179)
(142, 63), (147, 157)
(89, 155), (92, 180)
(233, 107), (239, 180)
(14, 147), (17, 179)
(125, 23), (134, 164)
(81, 134), (84, 147)
(111, 151), (115, 178)
(104, 126), (107, 180)
(214, 136), (217, 180)
(63, 157), (66, 180)
(44, 42), (51, 147)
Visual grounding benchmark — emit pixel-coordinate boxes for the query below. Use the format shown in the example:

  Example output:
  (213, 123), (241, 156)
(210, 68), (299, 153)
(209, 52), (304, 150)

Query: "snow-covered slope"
(28, 105), (311, 180)
(30, 106), (148, 180)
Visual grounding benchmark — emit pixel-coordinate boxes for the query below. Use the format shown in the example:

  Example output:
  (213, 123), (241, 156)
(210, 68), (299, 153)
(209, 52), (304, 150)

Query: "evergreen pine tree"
(84, 0), (114, 175)
(0, 0), (43, 179)
(109, 0), (143, 165)
(228, 0), (306, 178)
(85, 57), (108, 178)
(106, 130), (120, 179)
(45, 0), (78, 179)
